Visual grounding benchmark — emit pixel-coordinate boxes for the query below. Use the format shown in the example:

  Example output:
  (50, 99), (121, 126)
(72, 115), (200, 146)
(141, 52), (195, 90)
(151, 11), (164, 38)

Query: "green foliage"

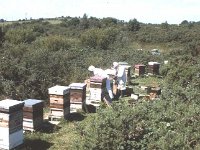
(0, 27), (4, 46)
(33, 35), (72, 51)
(74, 99), (200, 149)
(128, 18), (141, 32)
(4, 27), (37, 44)
(80, 27), (118, 49)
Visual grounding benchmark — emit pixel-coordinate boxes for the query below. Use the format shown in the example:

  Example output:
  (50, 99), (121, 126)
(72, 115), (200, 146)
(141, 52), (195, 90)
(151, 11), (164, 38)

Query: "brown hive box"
(69, 83), (86, 104)
(148, 62), (160, 75)
(90, 75), (106, 82)
(48, 85), (70, 118)
(49, 94), (70, 109)
(23, 99), (44, 130)
(48, 85), (70, 109)
(134, 64), (146, 76)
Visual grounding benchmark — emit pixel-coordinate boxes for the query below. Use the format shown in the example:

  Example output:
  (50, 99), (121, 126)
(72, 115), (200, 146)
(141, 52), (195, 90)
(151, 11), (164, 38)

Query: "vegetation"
(0, 15), (200, 149)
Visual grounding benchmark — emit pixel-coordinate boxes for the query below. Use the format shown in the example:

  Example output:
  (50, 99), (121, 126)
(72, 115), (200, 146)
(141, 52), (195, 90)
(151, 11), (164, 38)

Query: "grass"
(21, 114), (86, 150)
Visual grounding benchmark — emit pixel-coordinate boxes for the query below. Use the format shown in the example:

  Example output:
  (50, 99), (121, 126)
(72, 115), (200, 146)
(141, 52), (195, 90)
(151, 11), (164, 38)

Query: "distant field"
(0, 18), (62, 26)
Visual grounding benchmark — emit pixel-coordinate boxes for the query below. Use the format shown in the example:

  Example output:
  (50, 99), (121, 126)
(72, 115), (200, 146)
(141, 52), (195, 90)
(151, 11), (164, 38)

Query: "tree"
(161, 21), (169, 30)
(101, 17), (118, 27)
(0, 27), (4, 46)
(128, 18), (141, 32)
(79, 13), (89, 29)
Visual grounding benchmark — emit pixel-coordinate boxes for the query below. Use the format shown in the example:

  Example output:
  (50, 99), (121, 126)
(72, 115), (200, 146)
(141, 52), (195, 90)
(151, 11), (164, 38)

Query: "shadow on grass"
(67, 112), (86, 121)
(18, 139), (53, 150)
(84, 104), (97, 113)
(129, 81), (139, 86)
(39, 120), (61, 133)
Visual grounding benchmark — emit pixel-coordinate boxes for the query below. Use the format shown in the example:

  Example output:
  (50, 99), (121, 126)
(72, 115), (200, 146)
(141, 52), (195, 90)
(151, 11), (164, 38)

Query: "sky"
(0, 0), (200, 24)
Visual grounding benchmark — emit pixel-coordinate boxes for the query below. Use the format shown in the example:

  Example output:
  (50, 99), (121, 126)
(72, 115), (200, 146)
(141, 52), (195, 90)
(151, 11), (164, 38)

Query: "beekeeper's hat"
(88, 65), (95, 72)
(113, 62), (119, 68)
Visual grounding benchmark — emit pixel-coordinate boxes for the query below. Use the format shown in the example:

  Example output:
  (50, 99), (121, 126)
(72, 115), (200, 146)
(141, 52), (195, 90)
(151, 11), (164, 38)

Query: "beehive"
(69, 83), (86, 104)
(89, 75), (106, 101)
(48, 85), (70, 119)
(148, 62), (160, 75)
(69, 83), (86, 113)
(134, 64), (146, 76)
(0, 99), (24, 150)
(23, 99), (44, 131)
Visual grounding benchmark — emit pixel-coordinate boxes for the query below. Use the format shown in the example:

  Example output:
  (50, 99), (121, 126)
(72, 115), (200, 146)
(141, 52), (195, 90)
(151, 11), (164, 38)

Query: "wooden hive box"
(48, 85), (70, 118)
(134, 64), (146, 76)
(0, 99), (24, 150)
(49, 107), (70, 119)
(69, 83), (86, 104)
(48, 85), (70, 109)
(148, 62), (160, 75)
(23, 99), (44, 131)
(89, 75), (106, 101)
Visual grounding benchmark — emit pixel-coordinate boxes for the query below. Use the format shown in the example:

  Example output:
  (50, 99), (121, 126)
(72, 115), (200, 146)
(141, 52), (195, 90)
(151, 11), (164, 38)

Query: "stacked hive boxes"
(69, 83), (86, 113)
(148, 62), (160, 75)
(23, 99), (44, 131)
(48, 85), (70, 119)
(89, 75), (106, 102)
(118, 62), (131, 84)
(134, 64), (146, 76)
(0, 99), (24, 150)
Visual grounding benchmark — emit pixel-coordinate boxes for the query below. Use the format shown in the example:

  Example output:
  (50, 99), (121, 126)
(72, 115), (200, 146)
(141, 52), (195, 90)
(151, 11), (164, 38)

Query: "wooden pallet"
(48, 115), (62, 121)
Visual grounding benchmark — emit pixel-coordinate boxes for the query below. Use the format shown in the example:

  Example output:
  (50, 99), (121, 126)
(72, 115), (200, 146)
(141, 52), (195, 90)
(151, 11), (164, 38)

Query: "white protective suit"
(116, 65), (127, 90)
(90, 67), (114, 99)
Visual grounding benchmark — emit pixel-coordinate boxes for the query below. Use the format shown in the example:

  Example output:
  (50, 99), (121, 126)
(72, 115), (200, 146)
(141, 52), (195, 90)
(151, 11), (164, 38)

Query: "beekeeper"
(88, 65), (114, 100)
(112, 62), (127, 97)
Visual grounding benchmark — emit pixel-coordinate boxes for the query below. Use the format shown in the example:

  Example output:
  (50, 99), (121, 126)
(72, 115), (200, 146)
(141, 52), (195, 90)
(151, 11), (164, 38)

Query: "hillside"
(0, 16), (200, 149)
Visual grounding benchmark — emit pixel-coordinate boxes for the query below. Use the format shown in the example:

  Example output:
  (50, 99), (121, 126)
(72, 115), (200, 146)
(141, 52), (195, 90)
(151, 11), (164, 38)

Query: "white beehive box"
(48, 85), (70, 95)
(89, 88), (102, 101)
(0, 99), (24, 150)
(0, 129), (23, 150)
(69, 83), (86, 90)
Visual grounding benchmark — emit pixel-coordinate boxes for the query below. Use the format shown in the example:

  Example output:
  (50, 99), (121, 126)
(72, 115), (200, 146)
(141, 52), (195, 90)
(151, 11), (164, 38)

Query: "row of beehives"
(85, 61), (162, 102)
(0, 99), (42, 150)
(0, 82), (87, 150)
(134, 62), (160, 76)
(0, 61), (161, 149)
(48, 83), (87, 120)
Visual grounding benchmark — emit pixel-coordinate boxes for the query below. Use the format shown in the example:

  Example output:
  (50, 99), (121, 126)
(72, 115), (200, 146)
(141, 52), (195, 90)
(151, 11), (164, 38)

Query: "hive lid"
(23, 99), (43, 107)
(135, 64), (145, 67)
(0, 99), (24, 110)
(69, 83), (86, 89)
(90, 75), (106, 83)
(48, 85), (70, 95)
(148, 62), (160, 65)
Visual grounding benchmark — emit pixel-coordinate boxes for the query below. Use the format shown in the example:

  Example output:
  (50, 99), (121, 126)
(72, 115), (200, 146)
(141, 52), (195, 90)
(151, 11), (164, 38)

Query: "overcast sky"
(1, 0), (200, 24)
